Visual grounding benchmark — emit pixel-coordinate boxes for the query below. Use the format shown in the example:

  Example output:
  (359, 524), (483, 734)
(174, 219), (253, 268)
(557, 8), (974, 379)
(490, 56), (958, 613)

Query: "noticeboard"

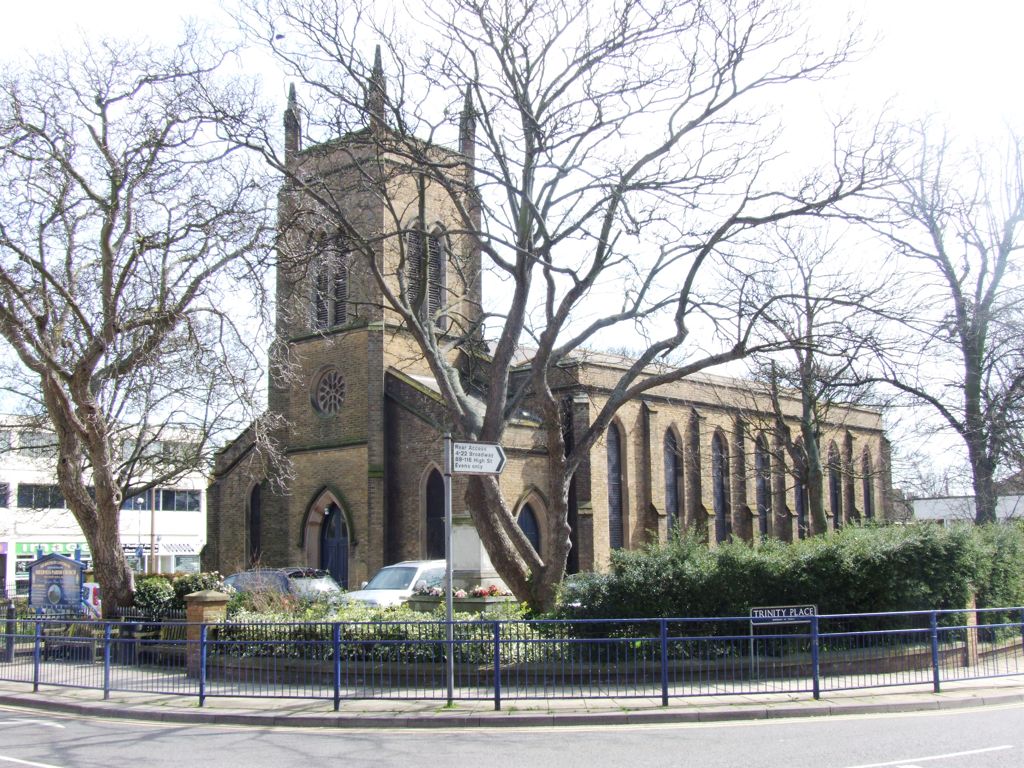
(27, 553), (86, 613)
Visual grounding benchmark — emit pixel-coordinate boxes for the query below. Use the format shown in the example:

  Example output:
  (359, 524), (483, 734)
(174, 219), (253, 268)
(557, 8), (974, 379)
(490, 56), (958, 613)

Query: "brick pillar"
(184, 590), (230, 678)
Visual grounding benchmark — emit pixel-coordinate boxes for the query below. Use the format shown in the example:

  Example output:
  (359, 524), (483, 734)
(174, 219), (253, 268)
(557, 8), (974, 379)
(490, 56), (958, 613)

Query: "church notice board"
(27, 552), (86, 613)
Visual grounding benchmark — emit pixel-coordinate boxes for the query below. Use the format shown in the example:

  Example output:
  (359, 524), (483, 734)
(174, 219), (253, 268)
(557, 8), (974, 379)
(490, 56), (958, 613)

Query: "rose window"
(313, 368), (346, 415)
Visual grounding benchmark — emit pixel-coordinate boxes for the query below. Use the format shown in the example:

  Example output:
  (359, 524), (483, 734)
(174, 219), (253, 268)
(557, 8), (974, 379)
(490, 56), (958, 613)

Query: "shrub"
(217, 599), (538, 664)
(972, 521), (1024, 634)
(169, 571), (227, 609)
(550, 523), (1004, 626)
(132, 576), (173, 618)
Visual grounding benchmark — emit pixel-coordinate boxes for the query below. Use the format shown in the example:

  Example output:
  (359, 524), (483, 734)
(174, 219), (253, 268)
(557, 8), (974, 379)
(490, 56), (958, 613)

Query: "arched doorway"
(319, 502), (349, 588)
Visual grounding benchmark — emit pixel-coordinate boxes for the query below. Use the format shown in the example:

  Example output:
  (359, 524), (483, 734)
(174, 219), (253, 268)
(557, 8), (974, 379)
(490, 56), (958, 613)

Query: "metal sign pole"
(443, 433), (454, 705)
(445, 437), (506, 706)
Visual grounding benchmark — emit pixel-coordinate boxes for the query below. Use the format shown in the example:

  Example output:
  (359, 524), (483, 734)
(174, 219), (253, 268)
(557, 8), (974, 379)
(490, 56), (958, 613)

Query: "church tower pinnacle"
(366, 45), (387, 132)
(284, 83), (302, 162)
(459, 84), (475, 172)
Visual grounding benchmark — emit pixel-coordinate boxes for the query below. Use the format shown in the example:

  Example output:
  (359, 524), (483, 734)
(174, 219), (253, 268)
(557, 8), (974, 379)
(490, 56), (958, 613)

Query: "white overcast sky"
(4, 0), (1021, 492)
(5, 0), (1023, 140)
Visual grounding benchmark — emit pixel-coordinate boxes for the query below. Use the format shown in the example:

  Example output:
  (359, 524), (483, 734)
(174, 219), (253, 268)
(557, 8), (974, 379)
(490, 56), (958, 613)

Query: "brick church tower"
(204, 54), (484, 588)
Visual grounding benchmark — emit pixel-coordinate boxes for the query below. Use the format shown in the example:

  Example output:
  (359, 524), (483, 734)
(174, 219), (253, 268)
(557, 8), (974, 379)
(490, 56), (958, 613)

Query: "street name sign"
(451, 441), (506, 475)
(749, 605), (817, 626)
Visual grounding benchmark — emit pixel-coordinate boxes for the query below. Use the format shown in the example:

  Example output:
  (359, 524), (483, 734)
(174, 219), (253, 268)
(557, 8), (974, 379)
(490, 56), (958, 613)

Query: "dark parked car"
(223, 567), (343, 600)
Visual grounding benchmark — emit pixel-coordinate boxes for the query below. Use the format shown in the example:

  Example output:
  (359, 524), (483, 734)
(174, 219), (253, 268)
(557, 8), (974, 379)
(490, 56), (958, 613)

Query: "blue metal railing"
(1, 607), (1021, 709)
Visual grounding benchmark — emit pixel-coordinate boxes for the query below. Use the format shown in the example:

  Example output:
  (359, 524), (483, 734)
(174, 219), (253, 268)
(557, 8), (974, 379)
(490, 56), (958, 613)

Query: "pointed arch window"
(795, 481), (808, 538)
(687, 412), (702, 516)
(312, 237), (348, 330)
(426, 470), (445, 559)
(664, 430), (682, 534)
(606, 423), (624, 550)
(405, 226), (447, 330)
(518, 503), (541, 554)
(828, 443), (843, 530)
(755, 435), (772, 539)
(794, 441), (809, 539)
(711, 431), (731, 543)
(248, 483), (261, 566)
(862, 450), (875, 519)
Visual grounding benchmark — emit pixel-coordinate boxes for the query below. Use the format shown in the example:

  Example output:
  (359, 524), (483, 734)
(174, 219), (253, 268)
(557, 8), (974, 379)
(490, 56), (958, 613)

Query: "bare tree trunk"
(465, 454), (571, 613)
(802, 423), (828, 535)
(89, 520), (134, 618)
(969, 444), (999, 525)
(964, 345), (998, 525)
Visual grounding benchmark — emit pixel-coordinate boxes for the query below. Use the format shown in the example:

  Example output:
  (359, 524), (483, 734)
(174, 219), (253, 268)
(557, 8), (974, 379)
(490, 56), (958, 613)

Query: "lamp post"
(149, 492), (157, 574)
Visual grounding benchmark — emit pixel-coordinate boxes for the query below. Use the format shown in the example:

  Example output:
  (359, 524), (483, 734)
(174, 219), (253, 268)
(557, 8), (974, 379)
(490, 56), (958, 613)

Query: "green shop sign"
(15, 542), (90, 557)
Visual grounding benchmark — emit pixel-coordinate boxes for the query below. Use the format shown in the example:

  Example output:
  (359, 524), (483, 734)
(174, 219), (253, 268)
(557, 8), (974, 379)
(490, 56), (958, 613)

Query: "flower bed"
(405, 594), (517, 614)
(407, 584), (516, 614)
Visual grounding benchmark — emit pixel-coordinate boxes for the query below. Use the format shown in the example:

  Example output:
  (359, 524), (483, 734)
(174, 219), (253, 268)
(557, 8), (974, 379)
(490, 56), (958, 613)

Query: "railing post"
(198, 624), (207, 707)
(493, 620), (501, 711)
(663, 618), (671, 708)
(102, 623), (112, 700)
(930, 611), (941, 693)
(32, 620), (41, 692)
(810, 615), (820, 700)
(1019, 608), (1024, 656)
(3, 601), (14, 663)
(333, 622), (341, 712)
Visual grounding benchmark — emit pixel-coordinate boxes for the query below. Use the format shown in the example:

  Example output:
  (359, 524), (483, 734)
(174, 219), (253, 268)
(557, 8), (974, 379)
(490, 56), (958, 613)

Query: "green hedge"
(130, 571), (228, 617)
(217, 601), (540, 664)
(552, 523), (1024, 622)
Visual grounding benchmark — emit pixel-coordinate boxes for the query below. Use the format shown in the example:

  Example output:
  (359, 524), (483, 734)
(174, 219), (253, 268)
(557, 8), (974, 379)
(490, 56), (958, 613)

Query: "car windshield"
(228, 571), (287, 592)
(364, 566), (419, 590)
(285, 568), (331, 579)
(290, 579), (339, 597)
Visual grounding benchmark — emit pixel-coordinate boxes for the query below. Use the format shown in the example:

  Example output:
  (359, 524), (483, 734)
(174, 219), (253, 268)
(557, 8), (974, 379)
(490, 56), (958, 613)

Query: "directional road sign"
(451, 441), (507, 475)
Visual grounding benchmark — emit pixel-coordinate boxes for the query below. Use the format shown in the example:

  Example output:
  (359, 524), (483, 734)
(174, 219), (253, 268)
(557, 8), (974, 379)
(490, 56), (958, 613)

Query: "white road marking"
(0, 720), (65, 729)
(843, 745), (1014, 768)
(0, 755), (63, 768)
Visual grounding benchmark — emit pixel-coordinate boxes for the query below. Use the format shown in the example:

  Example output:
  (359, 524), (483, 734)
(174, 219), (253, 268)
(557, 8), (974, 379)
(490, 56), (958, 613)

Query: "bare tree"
(862, 127), (1024, 525)
(0, 33), (273, 613)
(736, 224), (895, 535)
(237, 0), (891, 610)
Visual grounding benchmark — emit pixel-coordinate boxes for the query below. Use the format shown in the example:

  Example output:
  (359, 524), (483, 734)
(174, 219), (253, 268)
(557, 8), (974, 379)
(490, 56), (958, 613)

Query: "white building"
(0, 418), (207, 597)
(911, 495), (1024, 525)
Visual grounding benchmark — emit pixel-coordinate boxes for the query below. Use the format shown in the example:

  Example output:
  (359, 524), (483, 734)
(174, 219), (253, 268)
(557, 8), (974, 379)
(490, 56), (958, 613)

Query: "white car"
(342, 560), (446, 608)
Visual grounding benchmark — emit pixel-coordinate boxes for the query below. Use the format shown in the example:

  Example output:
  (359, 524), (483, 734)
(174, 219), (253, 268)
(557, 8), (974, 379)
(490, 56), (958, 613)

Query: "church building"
(203, 65), (893, 589)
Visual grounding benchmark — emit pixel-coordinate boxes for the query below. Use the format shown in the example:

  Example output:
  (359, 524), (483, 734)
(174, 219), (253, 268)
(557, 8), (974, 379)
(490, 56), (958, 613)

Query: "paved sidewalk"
(1, 676), (1023, 728)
